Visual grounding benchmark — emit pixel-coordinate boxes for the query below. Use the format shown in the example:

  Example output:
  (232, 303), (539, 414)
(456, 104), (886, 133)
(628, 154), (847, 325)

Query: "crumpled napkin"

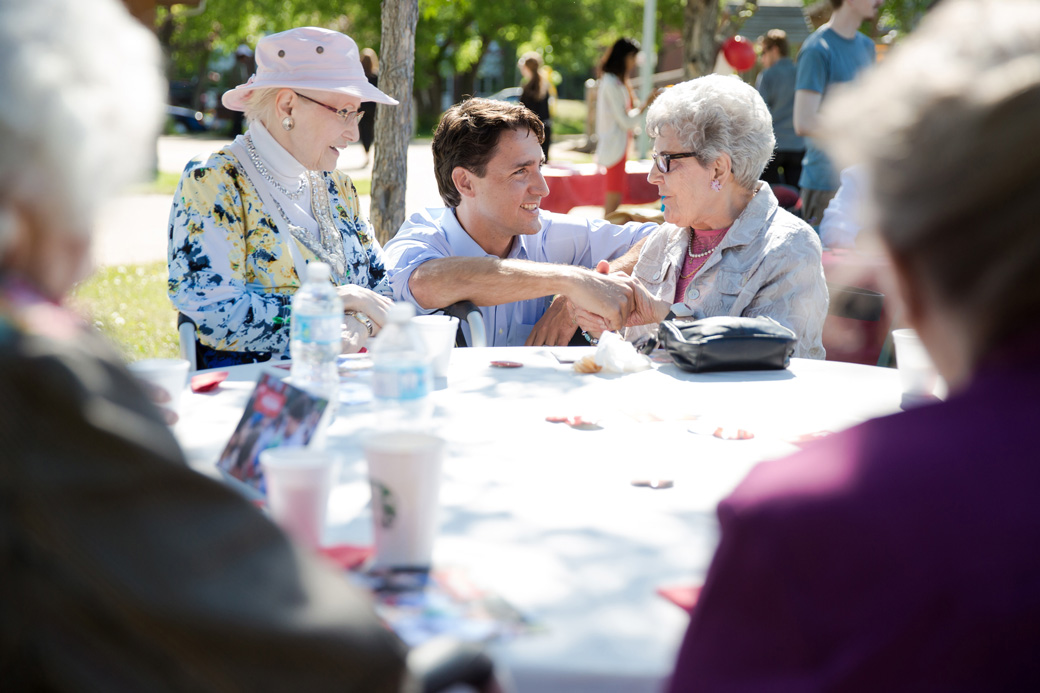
(594, 331), (652, 373)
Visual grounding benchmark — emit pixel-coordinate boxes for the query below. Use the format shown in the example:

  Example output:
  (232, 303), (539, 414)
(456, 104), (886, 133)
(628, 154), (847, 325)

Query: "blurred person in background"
(168, 27), (397, 369)
(668, 0), (1040, 687)
(595, 37), (656, 216)
(756, 29), (805, 191)
(577, 75), (828, 359)
(793, 0), (880, 227)
(359, 47), (380, 165)
(0, 0), (412, 687)
(518, 51), (553, 162)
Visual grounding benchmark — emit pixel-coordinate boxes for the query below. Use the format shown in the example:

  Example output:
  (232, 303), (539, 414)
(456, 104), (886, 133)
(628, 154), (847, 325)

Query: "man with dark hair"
(756, 29), (804, 190)
(384, 98), (654, 347)
(793, 0), (881, 226)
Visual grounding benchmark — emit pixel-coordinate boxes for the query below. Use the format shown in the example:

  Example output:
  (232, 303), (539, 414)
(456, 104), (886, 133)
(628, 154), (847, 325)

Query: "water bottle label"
(372, 363), (430, 401)
(294, 314), (340, 344)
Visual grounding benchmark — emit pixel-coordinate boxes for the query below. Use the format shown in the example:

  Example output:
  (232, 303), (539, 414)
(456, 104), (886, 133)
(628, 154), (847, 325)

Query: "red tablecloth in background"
(822, 249), (898, 365)
(541, 161), (660, 213)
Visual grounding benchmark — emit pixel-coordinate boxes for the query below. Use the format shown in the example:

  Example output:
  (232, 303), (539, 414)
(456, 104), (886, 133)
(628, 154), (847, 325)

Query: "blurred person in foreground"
(383, 98), (655, 347)
(595, 37), (656, 216)
(756, 29), (805, 191)
(0, 0), (480, 688)
(168, 27), (397, 369)
(668, 0), (1040, 688)
(518, 51), (553, 162)
(578, 75), (828, 359)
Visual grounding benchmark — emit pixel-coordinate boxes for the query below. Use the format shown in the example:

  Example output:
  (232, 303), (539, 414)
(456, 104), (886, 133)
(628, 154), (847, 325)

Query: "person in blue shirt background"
(793, 0), (881, 227)
(756, 29), (805, 191)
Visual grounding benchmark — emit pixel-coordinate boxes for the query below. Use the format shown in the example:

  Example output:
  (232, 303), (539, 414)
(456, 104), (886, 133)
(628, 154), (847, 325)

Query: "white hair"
(0, 0), (164, 256)
(242, 88), (280, 126)
(646, 74), (775, 190)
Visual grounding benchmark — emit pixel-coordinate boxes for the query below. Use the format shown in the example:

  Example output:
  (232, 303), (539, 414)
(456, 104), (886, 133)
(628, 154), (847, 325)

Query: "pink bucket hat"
(222, 27), (398, 111)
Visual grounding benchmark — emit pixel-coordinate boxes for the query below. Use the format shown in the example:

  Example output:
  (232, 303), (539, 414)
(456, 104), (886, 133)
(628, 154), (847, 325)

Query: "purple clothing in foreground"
(670, 335), (1040, 691)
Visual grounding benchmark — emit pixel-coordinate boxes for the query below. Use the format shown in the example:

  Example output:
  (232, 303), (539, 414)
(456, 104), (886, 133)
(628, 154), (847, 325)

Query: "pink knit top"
(674, 226), (730, 303)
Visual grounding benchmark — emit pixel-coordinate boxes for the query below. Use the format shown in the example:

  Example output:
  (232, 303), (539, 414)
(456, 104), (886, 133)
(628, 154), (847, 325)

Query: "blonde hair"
(0, 0), (163, 255)
(243, 87), (281, 126)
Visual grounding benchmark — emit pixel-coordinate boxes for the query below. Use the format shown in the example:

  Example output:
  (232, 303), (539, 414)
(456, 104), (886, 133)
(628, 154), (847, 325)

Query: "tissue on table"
(594, 332), (652, 373)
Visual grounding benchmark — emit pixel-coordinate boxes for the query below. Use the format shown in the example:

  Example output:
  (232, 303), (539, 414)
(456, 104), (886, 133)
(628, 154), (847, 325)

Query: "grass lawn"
(69, 261), (180, 362)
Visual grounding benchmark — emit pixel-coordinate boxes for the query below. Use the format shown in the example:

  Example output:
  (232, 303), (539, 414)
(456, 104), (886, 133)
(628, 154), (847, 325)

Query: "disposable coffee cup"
(892, 329), (941, 398)
(412, 315), (459, 379)
(259, 448), (338, 549)
(128, 358), (190, 415)
(363, 432), (445, 569)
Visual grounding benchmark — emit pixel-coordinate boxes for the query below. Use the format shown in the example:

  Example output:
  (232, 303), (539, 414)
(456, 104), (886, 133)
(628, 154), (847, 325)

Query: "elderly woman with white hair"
(581, 75), (828, 358)
(0, 0), (427, 685)
(168, 27), (398, 368)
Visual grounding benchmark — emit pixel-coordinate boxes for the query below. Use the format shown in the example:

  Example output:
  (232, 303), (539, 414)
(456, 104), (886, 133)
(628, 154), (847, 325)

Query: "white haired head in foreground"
(646, 75), (775, 191)
(821, 0), (1040, 366)
(0, 0), (164, 295)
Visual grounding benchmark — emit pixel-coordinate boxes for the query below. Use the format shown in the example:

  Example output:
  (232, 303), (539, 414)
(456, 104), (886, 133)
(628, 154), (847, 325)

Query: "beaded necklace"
(244, 134), (306, 200)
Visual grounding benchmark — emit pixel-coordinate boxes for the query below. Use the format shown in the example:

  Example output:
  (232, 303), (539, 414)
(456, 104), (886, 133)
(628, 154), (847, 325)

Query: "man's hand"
(572, 260), (668, 332)
(525, 295), (579, 346)
(563, 264), (638, 331)
(335, 285), (393, 331)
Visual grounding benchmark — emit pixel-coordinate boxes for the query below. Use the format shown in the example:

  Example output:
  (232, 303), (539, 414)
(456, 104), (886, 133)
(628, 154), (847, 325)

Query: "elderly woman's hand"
(335, 285), (393, 332)
(572, 260), (670, 332)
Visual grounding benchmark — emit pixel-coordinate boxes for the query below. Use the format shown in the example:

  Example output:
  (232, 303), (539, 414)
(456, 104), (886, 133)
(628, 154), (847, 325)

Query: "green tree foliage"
(158, 0), (681, 123)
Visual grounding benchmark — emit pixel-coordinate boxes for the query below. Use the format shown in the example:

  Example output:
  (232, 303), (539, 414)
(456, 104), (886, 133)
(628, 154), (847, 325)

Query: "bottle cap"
(305, 262), (331, 283)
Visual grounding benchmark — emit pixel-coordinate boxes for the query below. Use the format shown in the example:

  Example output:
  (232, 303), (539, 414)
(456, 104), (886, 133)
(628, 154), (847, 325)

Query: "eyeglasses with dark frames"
(293, 91), (364, 125)
(652, 151), (698, 174)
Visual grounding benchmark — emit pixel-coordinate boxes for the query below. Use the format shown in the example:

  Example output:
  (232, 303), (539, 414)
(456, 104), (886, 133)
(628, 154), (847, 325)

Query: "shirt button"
(652, 271), (661, 280)
(687, 288), (700, 300)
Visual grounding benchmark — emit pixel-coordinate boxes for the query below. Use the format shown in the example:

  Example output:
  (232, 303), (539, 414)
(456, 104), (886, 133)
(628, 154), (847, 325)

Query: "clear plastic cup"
(411, 315), (459, 379)
(259, 448), (338, 549)
(128, 358), (190, 415)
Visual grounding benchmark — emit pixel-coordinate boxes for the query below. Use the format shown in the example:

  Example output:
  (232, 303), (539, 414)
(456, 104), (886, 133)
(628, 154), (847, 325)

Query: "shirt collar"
(443, 209), (532, 260)
(245, 119), (308, 182)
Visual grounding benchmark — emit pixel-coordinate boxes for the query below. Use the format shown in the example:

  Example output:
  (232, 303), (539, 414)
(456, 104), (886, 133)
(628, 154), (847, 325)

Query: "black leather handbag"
(653, 316), (797, 373)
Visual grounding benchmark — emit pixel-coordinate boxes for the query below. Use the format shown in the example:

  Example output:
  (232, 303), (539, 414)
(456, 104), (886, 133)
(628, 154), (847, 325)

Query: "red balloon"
(722, 36), (756, 72)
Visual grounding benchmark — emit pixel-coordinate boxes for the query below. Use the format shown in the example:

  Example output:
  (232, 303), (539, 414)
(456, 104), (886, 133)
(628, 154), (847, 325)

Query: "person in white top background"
(595, 37), (658, 216)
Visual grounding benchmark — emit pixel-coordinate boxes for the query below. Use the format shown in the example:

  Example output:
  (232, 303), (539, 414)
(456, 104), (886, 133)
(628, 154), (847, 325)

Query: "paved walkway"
(93, 133), (598, 268)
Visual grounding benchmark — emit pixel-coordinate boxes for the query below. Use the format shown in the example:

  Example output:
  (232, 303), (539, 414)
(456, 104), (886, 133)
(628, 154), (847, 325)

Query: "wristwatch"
(344, 310), (374, 337)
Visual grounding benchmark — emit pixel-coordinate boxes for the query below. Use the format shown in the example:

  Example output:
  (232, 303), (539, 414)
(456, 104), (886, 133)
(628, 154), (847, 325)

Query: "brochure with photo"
(215, 372), (329, 494)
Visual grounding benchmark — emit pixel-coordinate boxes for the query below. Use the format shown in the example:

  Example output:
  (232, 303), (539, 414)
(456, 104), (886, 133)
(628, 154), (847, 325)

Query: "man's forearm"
(409, 257), (586, 309)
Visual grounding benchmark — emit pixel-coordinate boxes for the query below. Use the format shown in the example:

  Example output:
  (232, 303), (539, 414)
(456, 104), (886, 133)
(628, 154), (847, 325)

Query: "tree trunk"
(371, 0), (419, 245)
(683, 0), (719, 79)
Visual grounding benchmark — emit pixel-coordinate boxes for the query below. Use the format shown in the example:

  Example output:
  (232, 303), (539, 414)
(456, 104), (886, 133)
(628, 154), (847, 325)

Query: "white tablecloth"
(175, 347), (903, 692)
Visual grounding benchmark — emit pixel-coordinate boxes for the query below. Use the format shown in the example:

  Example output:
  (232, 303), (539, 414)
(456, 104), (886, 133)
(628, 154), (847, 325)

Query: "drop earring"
(710, 179), (722, 192)
(282, 116), (294, 131)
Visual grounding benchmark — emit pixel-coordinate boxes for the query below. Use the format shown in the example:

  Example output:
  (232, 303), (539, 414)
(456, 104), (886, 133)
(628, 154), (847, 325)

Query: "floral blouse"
(167, 148), (390, 356)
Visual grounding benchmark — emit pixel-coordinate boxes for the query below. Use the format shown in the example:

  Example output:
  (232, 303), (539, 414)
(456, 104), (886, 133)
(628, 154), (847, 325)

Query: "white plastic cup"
(363, 432), (445, 569)
(892, 329), (940, 397)
(128, 358), (190, 415)
(411, 315), (459, 379)
(259, 448), (338, 549)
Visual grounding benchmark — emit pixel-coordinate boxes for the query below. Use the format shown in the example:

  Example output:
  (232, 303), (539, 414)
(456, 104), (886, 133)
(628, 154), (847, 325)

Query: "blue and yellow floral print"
(168, 148), (390, 356)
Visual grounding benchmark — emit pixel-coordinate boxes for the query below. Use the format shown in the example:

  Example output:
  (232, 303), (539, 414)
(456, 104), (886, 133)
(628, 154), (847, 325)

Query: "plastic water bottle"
(370, 302), (433, 431)
(290, 262), (342, 413)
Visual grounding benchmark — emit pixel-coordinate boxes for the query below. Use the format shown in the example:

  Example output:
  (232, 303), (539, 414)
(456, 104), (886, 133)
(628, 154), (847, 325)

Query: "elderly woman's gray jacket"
(624, 183), (828, 358)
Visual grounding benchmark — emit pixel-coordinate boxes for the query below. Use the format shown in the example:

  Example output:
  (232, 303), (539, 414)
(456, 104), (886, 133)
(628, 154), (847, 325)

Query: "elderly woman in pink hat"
(168, 27), (398, 368)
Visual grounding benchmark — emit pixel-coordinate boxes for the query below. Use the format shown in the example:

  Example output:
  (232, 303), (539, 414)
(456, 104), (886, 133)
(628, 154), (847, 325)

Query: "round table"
(175, 347), (902, 692)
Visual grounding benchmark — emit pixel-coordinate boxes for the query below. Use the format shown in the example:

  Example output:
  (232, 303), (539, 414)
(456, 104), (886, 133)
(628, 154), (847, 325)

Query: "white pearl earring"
(282, 116), (294, 131)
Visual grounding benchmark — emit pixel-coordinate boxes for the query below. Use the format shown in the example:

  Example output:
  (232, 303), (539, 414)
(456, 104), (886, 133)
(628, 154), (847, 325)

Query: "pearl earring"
(282, 116), (294, 131)
(710, 179), (722, 192)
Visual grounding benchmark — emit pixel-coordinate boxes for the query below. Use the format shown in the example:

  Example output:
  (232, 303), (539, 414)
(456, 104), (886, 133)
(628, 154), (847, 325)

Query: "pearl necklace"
(244, 134), (306, 200)
(687, 229), (725, 258)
